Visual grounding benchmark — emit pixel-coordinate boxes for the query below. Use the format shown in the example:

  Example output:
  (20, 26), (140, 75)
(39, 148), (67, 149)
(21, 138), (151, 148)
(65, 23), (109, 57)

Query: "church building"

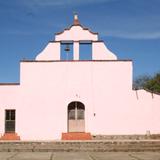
(0, 14), (160, 140)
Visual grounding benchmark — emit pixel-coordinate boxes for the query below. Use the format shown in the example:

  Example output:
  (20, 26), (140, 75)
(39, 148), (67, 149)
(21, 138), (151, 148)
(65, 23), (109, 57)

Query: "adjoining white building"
(0, 14), (160, 140)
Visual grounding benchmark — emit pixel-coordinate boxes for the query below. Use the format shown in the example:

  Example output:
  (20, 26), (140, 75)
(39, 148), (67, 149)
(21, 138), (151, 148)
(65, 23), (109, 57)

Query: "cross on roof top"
(73, 13), (80, 25)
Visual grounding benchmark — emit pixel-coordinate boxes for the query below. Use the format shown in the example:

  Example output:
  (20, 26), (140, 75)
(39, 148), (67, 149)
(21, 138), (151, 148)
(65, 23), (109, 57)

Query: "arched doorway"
(68, 101), (85, 132)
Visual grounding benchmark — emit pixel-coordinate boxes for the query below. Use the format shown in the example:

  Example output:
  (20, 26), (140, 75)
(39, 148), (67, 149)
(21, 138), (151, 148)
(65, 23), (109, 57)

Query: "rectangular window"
(79, 41), (92, 60)
(60, 41), (73, 60)
(5, 110), (15, 133)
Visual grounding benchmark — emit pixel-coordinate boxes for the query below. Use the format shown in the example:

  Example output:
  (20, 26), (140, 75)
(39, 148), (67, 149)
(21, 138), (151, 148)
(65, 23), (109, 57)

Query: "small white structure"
(0, 15), (160, 140)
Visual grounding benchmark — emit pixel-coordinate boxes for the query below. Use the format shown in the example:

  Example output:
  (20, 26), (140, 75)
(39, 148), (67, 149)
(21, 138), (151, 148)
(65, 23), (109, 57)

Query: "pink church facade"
(0, 15), (160, 140)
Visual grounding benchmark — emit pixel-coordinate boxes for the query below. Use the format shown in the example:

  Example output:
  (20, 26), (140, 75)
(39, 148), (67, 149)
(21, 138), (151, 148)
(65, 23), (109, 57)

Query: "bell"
(65, 44), (70, 52)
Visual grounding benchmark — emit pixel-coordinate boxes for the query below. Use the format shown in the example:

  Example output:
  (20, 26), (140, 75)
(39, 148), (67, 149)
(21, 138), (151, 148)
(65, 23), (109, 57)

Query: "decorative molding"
(0, 83), (20, 86)
(55, 24), (98, 36)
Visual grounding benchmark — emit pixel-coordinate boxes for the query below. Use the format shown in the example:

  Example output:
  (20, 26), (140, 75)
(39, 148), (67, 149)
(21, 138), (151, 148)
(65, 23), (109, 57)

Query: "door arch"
(68, 101), (85, 132)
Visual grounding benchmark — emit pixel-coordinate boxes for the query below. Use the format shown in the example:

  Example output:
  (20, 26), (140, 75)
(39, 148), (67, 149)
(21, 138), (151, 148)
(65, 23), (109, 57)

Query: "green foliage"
(144, 73), (160, 93)
(133, 75), (151, 90)
(134, 72), (160, 94)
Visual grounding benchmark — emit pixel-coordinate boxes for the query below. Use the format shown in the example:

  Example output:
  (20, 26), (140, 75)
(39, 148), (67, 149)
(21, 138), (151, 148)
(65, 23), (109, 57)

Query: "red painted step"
(0, 133), (20, 140)
(62, 132), (92, 140)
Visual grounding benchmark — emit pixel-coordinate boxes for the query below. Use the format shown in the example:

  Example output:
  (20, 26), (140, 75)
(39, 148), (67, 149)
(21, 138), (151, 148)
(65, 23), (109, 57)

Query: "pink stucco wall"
(0, 60), (160, 140)
(0, 19), (160, 140)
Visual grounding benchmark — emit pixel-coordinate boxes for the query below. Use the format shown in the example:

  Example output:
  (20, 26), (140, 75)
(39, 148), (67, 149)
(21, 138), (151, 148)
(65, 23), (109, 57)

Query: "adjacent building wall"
(0, 85), (20, 135)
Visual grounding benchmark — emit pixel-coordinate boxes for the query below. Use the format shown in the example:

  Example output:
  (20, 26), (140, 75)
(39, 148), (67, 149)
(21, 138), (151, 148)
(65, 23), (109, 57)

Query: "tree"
(133, 72), (160, 94)
(133, 75), (151, 90)
(144, 73), (160, 93)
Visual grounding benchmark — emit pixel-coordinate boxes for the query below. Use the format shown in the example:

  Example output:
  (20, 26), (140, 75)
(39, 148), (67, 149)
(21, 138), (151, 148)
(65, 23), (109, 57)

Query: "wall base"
(62, 132), (92, 140)
(0, 133), (20, 140)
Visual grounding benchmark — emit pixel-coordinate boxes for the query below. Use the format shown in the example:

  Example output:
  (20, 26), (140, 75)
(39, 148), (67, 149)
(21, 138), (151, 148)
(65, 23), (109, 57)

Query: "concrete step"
(0, 140), (160, 152)
(92, 134), (160, 140)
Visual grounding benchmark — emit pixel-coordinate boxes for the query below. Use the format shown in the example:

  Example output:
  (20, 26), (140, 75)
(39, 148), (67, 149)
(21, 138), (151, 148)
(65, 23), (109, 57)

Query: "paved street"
(0, 152), (160, 160)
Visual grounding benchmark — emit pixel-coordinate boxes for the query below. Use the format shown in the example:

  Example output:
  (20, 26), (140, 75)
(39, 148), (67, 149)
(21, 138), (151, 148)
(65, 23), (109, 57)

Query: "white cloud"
(0, 28), (51, 36)
(101, 30), (160, 39)
(23, 0), (116, 7)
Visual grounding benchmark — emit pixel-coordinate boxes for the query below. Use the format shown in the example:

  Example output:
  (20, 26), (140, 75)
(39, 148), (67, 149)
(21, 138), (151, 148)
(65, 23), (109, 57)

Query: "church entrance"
(68, 101), (85, 132)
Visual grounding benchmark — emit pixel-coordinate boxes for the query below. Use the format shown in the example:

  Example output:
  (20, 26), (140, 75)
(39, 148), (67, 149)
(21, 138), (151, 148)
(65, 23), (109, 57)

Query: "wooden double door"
(68, 101), (85, 132)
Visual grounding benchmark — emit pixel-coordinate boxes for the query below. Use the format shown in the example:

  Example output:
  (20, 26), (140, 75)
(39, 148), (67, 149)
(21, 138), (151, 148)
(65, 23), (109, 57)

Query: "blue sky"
(0, 0), (160, 82)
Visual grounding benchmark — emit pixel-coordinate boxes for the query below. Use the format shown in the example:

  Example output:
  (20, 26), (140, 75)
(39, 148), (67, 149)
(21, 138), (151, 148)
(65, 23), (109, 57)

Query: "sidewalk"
(0, 152), (160, 160)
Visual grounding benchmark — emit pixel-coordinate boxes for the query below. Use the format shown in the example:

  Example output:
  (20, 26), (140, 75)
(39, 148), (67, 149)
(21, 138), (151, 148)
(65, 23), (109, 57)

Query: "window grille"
(5, 110), (15, 133)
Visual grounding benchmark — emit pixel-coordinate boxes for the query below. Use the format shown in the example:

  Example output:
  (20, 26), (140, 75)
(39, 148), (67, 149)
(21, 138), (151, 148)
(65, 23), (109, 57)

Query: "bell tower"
(36, 14), (117, 61)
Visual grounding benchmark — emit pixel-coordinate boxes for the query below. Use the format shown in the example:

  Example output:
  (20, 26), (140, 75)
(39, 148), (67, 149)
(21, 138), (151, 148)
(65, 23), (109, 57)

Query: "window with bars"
(5, 110), (15, 133)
